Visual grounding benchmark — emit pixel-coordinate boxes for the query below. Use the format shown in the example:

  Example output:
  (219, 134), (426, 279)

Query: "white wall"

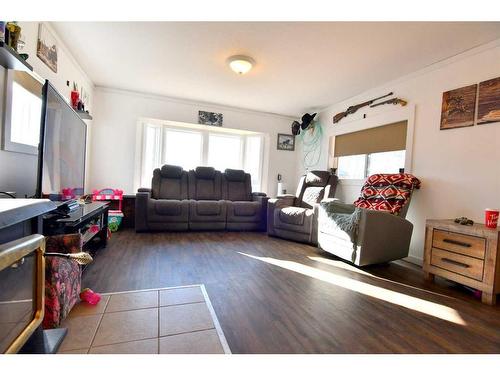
(297, 39), (500, 263)
(0, 22), (94, 196)
(89, 87), (297, 197)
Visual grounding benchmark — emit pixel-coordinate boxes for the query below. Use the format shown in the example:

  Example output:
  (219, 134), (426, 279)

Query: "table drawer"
(431, 248), (484, 281)
(432, 229), (485, 259)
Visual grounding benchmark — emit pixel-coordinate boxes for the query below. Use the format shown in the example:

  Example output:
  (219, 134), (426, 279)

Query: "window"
(140, 121), (264, 191)
(367, 150), (406, 176)
(337, 154), (366, 179)
(2, 71), (43, 154)
(337, 150), (406, 179)
(164, 129), (203, 170)
(207, 133), (243, 171)
(244, 135), (263, 190)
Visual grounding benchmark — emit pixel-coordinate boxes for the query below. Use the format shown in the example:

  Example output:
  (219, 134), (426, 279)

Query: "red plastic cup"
(70, 90), (79, 109)
(485, 208), (499, 229)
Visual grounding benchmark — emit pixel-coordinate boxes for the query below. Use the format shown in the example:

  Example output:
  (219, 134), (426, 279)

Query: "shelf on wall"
(76, 110), (93, 120)
(0, 41), (33, 72)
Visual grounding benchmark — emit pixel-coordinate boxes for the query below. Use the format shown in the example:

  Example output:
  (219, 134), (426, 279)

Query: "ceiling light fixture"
(227, 55), (255, 75)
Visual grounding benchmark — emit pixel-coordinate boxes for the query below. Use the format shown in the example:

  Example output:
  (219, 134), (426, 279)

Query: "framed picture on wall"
(477, 76), (500, 125)
(36, 23), (58, 73)
(277, 133), (295, 151)
(440, 84), (477, 130)
(198, 111), (223, 126)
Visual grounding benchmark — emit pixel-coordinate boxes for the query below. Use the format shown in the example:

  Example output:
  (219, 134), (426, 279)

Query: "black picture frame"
(277, 133), (295, 151)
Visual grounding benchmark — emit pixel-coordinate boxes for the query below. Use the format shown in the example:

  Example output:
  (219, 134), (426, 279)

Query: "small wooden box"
(423, 219), (500, 305)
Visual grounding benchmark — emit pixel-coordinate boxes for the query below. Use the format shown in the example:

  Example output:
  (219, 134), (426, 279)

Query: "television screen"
(37, 82), (87, 200)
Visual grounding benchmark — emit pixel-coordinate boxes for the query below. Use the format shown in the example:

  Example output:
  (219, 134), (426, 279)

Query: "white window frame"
(2, 70), (44, 155)
(137, 118), (264, 191)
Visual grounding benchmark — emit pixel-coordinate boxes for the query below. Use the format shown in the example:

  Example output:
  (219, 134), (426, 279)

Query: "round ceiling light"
(227, 55), (255, 75)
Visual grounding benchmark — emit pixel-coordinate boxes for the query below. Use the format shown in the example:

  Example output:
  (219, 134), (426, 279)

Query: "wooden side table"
(423, 219), (500, 305)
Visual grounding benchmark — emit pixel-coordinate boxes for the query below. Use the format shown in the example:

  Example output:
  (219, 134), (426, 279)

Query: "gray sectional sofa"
(135, 165), (268, 232)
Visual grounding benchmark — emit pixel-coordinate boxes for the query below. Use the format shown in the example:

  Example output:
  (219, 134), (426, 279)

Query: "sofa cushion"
(224, 169), (246, 182)
(160, 165), (183, 179)
(188, 169), (223, 200)
(225, 181), (250, 201)
(154, 200), (183, 216)
(274, 206), (314, 234)
(222, 169), (252, 202)
(195, 166), (216, 180)
(279, 206), (308, 226)
(233, 201), (258, 216)
(300, 186), (324, 208)
(196, 200), (222, 216)
(152, 165), (188, 200)
(189, 200), (226, 223)
(148, 200), (189, 223)
(353, 173), (421, 215)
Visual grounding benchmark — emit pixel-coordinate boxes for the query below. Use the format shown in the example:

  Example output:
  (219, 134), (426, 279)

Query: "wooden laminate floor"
(82, 230), (500, 353)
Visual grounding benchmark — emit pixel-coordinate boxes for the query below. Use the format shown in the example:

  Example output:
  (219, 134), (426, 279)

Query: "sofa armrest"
(135, 190), (152, 232)
(252, 192), (267, 197)
(320, 200), (356, 215)
(252, 194), (269, 203)
(267, 195), (296, 235)
(138, 187), (152, 193)
(251, 194), (269, 231)
(321, 197), (341, 204)
(268, 195), (295, 208)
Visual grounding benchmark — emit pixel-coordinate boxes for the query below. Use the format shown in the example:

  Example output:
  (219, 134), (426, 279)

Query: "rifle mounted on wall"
(332, 92), (393, 124)
(370, 97), (407, 108)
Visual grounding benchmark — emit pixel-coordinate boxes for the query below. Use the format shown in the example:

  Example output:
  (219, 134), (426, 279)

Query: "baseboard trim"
(404, 255), (423, 267)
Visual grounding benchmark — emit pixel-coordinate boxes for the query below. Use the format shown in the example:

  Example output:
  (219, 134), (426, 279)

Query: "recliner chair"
(135, 165), (190, 232)
(267, 170), (339, 244)
(317, 173), (421, 266)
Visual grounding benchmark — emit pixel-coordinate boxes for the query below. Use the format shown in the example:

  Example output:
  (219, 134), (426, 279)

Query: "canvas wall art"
(198, 111), (223, 126)
(440, 84), (477, 130)
(277, 134), (295, 151)
(477, 76), (500, 125)
(37, 23), (58, 73)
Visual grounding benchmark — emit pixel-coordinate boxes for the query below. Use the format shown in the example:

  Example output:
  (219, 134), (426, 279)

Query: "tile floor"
(57, 285), (230, 354)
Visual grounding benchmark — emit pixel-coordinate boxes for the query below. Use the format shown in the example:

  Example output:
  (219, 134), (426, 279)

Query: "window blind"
(333, 121), (407, 157)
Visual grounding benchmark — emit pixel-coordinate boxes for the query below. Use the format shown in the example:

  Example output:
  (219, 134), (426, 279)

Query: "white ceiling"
(52, 22), (500, 117)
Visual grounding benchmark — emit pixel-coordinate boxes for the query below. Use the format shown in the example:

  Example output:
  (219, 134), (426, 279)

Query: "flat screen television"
(36, 81), (87, 200)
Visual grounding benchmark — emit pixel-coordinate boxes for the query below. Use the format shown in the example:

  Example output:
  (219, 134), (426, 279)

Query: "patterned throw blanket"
(321, 202), (362, 244)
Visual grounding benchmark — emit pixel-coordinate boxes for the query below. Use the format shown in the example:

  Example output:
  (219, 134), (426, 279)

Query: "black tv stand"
(43, 202), (109, 266)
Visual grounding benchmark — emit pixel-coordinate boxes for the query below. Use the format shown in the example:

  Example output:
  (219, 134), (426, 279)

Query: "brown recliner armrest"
(135, 189), (152, 232)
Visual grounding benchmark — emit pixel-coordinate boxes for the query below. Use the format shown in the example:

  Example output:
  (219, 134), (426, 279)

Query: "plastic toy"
(92, 188), (123, 210)
(79, 288), (101, 305)
(108, 210), (124, 232)
(92, 188), (125, 232)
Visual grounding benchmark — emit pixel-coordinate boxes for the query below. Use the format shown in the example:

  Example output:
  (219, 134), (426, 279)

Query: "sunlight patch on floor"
(239, 252), (466, 326)
(308, 256), (454, 299)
